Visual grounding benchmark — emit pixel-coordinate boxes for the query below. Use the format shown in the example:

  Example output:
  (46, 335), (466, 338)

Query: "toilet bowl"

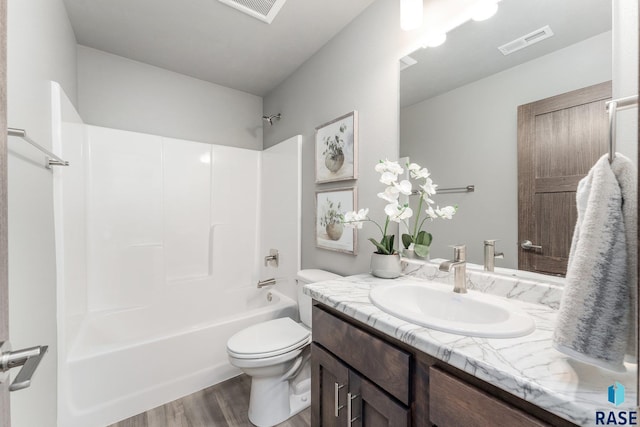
(226, 269), (341, 427)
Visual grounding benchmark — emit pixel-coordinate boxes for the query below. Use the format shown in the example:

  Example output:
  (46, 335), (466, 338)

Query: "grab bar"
(8, 128), (69, 168)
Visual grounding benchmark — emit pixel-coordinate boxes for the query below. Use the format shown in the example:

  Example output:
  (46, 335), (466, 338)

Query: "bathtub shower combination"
(51, 84), (302, 427)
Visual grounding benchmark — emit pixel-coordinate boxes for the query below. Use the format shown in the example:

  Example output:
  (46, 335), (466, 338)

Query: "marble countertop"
(303, 272), (637, 427)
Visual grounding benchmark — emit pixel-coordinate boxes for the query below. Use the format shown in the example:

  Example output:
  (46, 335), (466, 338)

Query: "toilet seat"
(227, 317), (311, 360)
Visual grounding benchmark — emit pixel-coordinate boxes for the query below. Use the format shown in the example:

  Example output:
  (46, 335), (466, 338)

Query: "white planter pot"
(370, 253), (402, 279)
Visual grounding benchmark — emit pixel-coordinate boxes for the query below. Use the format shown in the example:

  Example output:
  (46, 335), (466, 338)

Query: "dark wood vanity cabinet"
(312, 344), (409, 427)
(311, 302), (577, 427)
(311, 305), (410, 426)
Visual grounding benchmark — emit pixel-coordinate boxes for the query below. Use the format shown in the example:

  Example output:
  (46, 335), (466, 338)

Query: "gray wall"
(7, 0), (77, 425)
(400, 32), (612, 267)
(77, 46), (263, 150)
(263, 0), (402, 276)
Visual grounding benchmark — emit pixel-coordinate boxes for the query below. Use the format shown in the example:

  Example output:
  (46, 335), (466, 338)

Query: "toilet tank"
(297, 269), (342, 328)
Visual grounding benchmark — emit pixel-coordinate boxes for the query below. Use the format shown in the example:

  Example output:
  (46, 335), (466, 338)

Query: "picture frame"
(315, 111), (358, 183)
(315, 187), (357, 255)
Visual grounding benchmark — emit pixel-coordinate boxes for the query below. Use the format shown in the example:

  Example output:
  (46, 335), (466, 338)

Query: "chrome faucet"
(483, 240), (504, 272)
(439, 245), (467, 294)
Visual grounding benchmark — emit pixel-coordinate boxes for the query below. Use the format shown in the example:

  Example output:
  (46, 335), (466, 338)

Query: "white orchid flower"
(420, 178), (437, 196)
(375, 159), (404, 175)
(377, 186), (400, 202)
(411, 167), (430, 180)
(379, 171), (398, 185)
(384, 202), (400, 217)
(407, 163), (421, 172)
(342, 208), (369, 228)
(425, 206), (438, 220)
(385, 202), (413, 223)
(394, 179), (413, 196)
(436, 205), (456, 219)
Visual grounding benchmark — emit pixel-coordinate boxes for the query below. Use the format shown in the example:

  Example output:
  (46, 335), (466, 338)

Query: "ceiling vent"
(218, 0), (287, 24)
(399, 55), (418, 71)
(498, 25), (554, 56)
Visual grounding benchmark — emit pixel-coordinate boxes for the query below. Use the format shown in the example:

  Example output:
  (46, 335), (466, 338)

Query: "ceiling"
(400, 0), (612, 107)
(63, 0), (375, 97)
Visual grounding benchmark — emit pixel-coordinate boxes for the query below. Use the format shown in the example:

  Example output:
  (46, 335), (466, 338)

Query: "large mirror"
(400, 0), (613, 276)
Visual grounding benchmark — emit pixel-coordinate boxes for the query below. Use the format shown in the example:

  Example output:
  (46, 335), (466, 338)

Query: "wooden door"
(0, 0), (9, 423)
(349, 371), (409, 427)
(311, 343), (350, 427)
(517, 81), (611, 276)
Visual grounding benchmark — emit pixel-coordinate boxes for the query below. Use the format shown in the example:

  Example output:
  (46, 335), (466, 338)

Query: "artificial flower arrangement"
(341, 159), (457, 257)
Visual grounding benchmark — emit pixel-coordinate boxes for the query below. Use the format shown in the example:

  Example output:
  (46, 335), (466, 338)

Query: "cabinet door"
(349, 371), (410, 427)
(312, 343), (350, 427)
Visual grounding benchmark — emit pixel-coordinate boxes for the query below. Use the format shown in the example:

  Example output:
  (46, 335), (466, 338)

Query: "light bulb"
(471, 0), (498, 22)
(400, 0), (423, 31)
(423, 33), (447, 48)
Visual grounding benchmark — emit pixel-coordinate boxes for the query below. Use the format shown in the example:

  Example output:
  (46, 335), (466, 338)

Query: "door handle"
(520, 240), (542, 251)
(0, 341), (48, 391)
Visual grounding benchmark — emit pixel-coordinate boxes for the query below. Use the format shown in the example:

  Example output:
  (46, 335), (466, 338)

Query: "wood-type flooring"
(109, 375), (311, 427)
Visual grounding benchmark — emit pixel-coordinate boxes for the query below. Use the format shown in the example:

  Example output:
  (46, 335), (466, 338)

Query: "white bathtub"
(59, 287), (298, 427)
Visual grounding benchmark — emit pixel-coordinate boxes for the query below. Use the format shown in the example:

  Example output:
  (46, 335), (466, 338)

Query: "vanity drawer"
(312, 305), (410, 405)
(429, 367), (550, 427)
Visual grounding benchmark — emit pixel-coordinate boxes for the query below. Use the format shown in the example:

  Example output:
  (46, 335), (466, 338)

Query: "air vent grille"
(218, 0), (287, 24)
(400, 55), (417, 71)
(498, 25), (554, 56)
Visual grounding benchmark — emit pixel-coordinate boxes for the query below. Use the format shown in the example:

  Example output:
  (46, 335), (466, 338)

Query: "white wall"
(260, 136), (302, 301)
(613, 0), (638, 164)
(263, 0), (402, 275)
(6, 0), (77, 425)
(77, 46), (264, 150)
(400, 32), (612, 267)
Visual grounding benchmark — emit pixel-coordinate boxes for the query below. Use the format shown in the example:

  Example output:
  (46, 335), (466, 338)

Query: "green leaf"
(401, 233), (413, 249)
(368, 238), (391, 255)
(380, 235), (395, 253)
(416, 231), (432, 246)
(414, 243), (430, 258)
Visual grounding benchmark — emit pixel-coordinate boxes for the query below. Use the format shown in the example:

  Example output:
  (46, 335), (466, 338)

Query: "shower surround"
(51, 84), (301, 427)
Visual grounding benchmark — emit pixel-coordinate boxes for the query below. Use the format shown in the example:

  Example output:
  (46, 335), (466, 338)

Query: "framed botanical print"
(315, 187), (357, 254)
(315, 111), (358, 183)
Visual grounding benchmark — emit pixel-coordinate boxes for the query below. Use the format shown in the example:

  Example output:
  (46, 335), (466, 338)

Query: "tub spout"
(257, 278), (277, 288)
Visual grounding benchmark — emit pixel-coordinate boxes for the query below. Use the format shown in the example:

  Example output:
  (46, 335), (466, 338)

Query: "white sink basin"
(369, 281), (535, 338)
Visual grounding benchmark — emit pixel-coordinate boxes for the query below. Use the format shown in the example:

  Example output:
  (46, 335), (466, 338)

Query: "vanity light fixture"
(422, 33), (447, 48)
(400, 0), (423, 31)
(471, 0), (499, 22)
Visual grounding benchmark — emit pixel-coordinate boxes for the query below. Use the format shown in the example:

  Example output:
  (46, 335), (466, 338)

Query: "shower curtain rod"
(8, 127), (69, 168)
(606, 94), (638, 163)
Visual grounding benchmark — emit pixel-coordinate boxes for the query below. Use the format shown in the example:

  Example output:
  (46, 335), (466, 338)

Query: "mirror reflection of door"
(517, 81), (611, 276)
(0, 0), (8, 424)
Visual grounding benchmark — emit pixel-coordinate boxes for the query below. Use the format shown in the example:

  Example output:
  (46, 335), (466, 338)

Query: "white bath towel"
(610, 153), (638, 360)
(553, 154), (635, 372)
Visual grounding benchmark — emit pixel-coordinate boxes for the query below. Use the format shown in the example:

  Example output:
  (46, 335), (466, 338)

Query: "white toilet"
(226, 269), (341, 427)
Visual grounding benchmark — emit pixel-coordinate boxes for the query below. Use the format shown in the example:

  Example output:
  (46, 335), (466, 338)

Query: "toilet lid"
(227, 317), (311, 359)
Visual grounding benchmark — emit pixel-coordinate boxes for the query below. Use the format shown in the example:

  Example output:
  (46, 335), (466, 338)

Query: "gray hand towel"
(552, 154), (632, 372)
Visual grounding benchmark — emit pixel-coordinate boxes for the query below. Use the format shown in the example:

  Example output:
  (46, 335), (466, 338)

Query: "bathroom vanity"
(305, 267), (638, 427)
